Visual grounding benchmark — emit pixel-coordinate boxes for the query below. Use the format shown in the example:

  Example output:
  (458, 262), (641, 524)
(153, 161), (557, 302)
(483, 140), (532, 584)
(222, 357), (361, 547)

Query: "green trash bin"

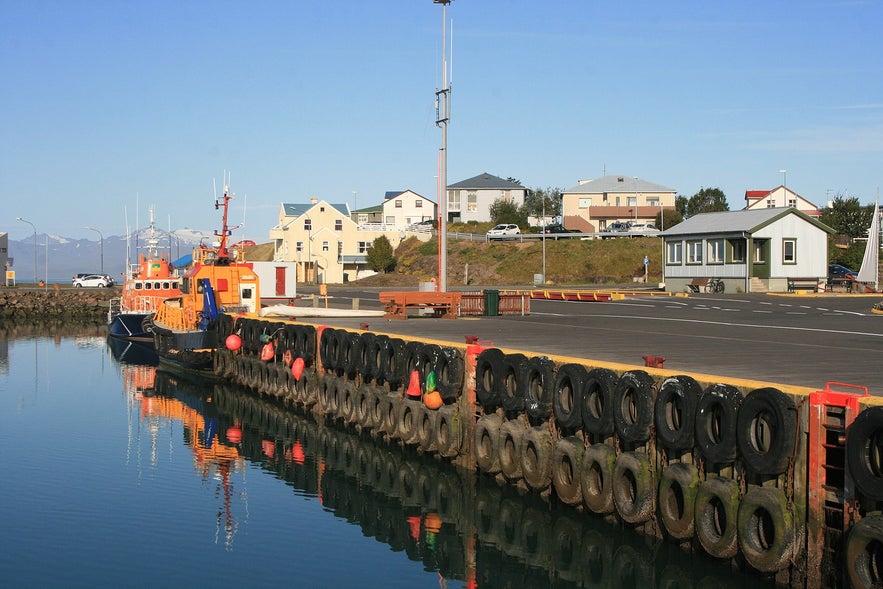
(483, 289), (500, 316)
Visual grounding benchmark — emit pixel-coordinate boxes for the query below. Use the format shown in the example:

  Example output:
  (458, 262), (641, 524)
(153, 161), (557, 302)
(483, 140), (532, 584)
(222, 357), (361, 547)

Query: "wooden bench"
(787, 277), (821, 293)
(687, 278), (709, 293)
(378, 291), (462, 319)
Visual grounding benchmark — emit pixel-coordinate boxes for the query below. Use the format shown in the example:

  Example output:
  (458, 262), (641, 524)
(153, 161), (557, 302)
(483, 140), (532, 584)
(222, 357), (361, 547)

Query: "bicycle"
(704, 278), (725, 293)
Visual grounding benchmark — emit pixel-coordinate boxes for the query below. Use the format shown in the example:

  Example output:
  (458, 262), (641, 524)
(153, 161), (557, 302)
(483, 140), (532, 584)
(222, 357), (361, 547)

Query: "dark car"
(828, 264), (857, 285)
(541, 223), (576, 239)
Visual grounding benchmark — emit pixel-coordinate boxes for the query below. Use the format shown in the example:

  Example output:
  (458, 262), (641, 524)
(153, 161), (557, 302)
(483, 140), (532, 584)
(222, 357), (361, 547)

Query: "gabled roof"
(745, 189), (772, 200)
(661, 207), (833, 237)
(383, 189), (435, 203)
(281, 202), (350, 218)
(448, 172), (523, 190)
(565, 175), (676, 194)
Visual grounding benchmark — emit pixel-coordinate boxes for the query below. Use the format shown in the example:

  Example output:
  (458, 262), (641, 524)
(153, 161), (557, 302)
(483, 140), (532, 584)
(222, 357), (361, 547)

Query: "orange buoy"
(291, 357), (305, 381)
(423, 390), (443, 410)
(424, 512), (442, 534)
(226, 425), (242, 443)
(260, 341), (275, 361)
(225, 333), (242, 352)
(291, 440), (305, 465)
(262, 439), (275, 458)
(406, 369), (421, 398)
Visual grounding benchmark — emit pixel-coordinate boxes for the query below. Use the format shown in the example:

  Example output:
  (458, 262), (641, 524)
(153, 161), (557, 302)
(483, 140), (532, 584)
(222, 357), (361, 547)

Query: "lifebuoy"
(381, 338), (406, 390)
(474, 414), (503, 474)
(500, 353), (528, 413)
(737, 486), (798, 573)
(847, 406), (883, 502)
(612, 451), (655, 524)
(435, 405), (463, 458)
(581, 443), (617, 515)
(846, 514), (883, 589)
(736, 387), (797, 475)
(553, 363), (587, 431)
(521, 356), (555, 422)
(521, 426), (554, 492)
(654, 375), (701, 453)
(416, 403), (438, 452)
(695, 384), (743, 464)
(552, 436), (585, 506)
(581, 368), (617, 438)
(613, 370), (656, 445)
(498, 419), (526, 481)
(433, 346), (464, 402)
(694, 475), (740, 559)
(475, 348), (505, 409)
(657, 462), (700, 540)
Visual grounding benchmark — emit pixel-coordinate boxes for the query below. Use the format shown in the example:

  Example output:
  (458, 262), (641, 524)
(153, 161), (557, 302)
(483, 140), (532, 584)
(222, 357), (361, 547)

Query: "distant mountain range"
(6, 227), (215, 283)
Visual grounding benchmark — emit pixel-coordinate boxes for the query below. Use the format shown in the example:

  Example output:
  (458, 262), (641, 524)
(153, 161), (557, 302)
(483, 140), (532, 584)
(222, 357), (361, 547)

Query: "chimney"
(310, 196), (318, 204)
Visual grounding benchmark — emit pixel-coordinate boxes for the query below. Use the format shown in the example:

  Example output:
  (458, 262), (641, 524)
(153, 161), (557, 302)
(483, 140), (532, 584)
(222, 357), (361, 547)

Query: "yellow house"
(269, 197), (430, 284)
(561, 175), (677, 233)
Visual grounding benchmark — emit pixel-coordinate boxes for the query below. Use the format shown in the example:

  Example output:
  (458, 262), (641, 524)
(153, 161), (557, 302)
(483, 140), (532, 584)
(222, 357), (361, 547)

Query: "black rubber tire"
(580, 443), (617, 515)
(695, 383), (743, 465)
(370, 334), (388, 385)
(655, 375), (701, 452)
(434, 346), (464, 402)
(521, 356), (556, 422)
(500, 353), (528, 413)
(475, 348), (505, 410)
(657, 462), (700, 540)
(498, 419), (526, 481)
(847, 406), (883, 502)
(552, 363), (587, 431)
(736, 387), (797, 475)
(397, 398), (421, 445)
(846, 514), (883, 589)
(356, 384), (375, 430)
(381, 393), (401, 438)
(319, 327), (337, 372)
(612, 451), (655, 524)
(381, 337), (406, 391)
(552, 436), (585, 506)
(521, 425), (554, 492)
(358, 332), (377, 383)
(336, 329), (357, 378)
(416, 403), (438, 452)
(580, 368), (617, 437)
(435, 405), (463, 458)
(474, 413), (503, 474)
(737, 486), (798, 573)
(694, 475), (741, 559)
(613, 370), (656, 445)
(402, 340), (425, 383)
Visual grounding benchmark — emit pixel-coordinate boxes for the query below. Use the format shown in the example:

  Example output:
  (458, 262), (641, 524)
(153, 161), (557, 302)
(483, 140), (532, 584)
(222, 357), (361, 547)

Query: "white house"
(250, 261), (298, 301)
(382, 190), (437, 228)
(661, 207), (834, 293)
(445, 172), (526, 223)
(744, 186), (821, 218)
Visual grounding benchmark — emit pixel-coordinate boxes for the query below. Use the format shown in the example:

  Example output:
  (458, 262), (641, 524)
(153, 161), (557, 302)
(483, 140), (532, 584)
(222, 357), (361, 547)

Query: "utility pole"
(434, 0), (451, 292)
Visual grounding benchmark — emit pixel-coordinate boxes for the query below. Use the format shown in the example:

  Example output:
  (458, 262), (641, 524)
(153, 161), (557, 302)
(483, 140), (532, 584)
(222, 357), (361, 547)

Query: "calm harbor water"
(0, 325), (776, 589)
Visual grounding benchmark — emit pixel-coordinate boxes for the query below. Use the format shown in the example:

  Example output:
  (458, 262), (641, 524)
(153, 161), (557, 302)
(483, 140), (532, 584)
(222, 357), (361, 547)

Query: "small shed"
(661, 207), (834, 293)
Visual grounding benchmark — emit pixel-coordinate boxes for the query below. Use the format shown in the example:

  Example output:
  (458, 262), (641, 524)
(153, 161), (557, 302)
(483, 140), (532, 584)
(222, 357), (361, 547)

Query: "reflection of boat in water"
(150, 181), (260, 374)
(108, 207), (181, 343)
(107, 335), (158, 366)
(126, 367), (247, 548)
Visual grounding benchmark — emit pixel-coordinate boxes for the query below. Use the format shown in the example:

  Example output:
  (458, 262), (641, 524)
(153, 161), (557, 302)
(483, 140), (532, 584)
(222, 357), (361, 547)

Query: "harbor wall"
(211, 313), (883, 589)
(0, 288), (114, 319)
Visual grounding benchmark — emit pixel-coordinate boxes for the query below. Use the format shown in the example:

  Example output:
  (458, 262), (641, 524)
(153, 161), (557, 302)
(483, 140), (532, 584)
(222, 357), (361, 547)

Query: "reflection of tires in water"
(846, 514), (883, 589)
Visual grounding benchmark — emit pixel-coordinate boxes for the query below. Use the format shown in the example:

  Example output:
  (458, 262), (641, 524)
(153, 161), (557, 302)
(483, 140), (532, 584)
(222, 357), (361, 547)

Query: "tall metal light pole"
(633, 177), (639, 224)
(84, 226), (104, 274)
(434, 0), (451, 292)
(779, 169), (787, 204)
(16, 217), (37, 285)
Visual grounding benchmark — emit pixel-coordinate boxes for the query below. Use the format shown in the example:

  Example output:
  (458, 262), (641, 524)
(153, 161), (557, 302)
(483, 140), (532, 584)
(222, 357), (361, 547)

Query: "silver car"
(486, 224), (521, 240)
(72, 274), (111, 288)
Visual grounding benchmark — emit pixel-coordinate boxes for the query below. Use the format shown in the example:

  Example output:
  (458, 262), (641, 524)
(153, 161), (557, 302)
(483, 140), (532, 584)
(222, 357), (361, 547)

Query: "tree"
(819, 196), (873, 238)
(655, 208), (684, 230)
(522, 186), (563, 221)
(681, 187), (729, 218)
(489, 198), (528, 227)
(365, 235), (396, 273)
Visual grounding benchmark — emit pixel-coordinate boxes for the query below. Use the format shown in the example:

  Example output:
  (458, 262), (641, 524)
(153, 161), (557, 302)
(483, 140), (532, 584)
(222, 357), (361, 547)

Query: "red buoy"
(225, 333), (242, 352)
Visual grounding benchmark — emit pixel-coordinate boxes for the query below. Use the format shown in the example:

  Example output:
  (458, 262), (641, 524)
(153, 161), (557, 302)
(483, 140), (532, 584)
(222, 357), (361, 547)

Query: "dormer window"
(304, 218), (312, 230)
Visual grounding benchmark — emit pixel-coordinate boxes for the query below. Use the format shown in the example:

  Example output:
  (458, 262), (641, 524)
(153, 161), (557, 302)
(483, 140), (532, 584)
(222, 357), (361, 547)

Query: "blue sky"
(3, 0), (882, 241)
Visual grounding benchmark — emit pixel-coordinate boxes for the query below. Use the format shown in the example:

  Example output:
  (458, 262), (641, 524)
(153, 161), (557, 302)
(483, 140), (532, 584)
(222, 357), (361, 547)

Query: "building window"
(647, 197), (660, 206)
(358, 241), (370, 253)
(337, 242), (343, 260)
(787, 198), (797, 207)
(385, 215), (395, 224)
(627, 196), (637, 207)
(415, 200), (422, 208)
(448, 190), (461, 211)
(296, 241), (303, 253)
(395, 199), (403, 208)
(687, 241), (703, 264)
(753, 240), (766, 263)
(322, 241), (329, 252)
(729, 239), (746, 263)
(666, 241), (683, 264)
(467, 192), (477, 212)
(707, 239), (725, 264)
(579, 198), (592, 208)
(766, 200), (776, 208)
(334, 219), (343, 231)
(304, 219), (312, 231)
(782, 239), (796, 264)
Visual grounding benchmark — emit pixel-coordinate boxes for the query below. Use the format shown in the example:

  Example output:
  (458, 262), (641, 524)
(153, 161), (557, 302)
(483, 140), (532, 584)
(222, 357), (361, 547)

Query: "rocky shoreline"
(0, 287), (116, 320)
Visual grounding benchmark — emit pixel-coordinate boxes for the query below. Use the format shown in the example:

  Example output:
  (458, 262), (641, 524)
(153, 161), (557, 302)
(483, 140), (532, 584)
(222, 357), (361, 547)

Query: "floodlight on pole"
(84, 226), (104, 274)
(16, 217), (38, 285)
(434, 0), (452, 292)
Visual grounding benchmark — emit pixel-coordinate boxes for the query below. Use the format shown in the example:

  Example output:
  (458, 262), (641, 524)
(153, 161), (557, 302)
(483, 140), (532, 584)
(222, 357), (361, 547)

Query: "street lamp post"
(16, 217), (37, 285)
(84, 226), (104, 274)
(434, 0), (451, 292)
(779, 170), (787, 206)
(633, 177), (639, 224)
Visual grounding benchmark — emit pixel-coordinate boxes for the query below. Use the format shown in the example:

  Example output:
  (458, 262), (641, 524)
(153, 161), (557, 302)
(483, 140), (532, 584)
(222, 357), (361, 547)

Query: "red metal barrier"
(642, 355), (666, 368)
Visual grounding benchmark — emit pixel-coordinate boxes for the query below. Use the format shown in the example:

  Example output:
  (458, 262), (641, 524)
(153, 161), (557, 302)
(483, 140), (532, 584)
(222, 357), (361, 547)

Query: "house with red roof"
(744, 186), (820, 218)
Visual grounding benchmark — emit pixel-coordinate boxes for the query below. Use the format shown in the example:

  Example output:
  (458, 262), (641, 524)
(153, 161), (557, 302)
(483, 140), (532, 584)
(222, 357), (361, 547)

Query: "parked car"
(72, 274), (112, 288)
(486, 224), (521, 240)
(229, 239), (256, 249)
(600, 221), (630, 238)
(627, 223), (657, 236)
(828, 264), (857, 285)
(541, 223), (576, 239)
